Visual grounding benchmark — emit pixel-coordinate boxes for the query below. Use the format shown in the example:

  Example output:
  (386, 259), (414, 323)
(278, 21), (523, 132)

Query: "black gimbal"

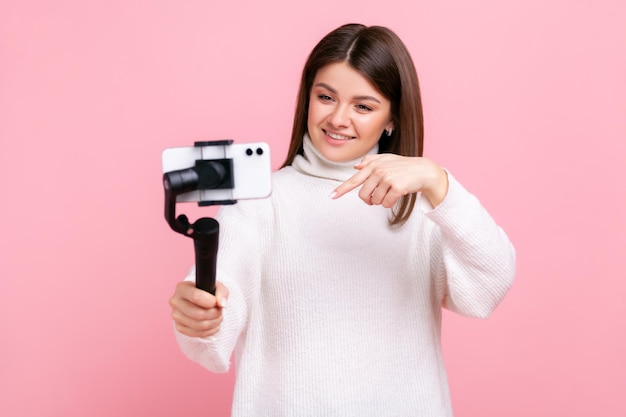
(162, 140), (235, 295)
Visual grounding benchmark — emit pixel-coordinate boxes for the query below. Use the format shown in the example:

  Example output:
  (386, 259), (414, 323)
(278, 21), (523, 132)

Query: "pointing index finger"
(330, 166), (369, 199)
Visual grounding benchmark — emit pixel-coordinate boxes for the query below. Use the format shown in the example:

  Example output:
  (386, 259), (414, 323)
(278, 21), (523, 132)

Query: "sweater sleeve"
(173, 202), (264, 372)
(423, 172), (516, 319)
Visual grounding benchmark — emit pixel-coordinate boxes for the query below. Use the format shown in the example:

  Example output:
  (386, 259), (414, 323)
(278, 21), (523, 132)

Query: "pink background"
(1, 0), (624, 416)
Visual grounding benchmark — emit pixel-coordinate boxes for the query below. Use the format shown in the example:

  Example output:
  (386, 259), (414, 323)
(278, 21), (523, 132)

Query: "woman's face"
(307, 62), (393, 162)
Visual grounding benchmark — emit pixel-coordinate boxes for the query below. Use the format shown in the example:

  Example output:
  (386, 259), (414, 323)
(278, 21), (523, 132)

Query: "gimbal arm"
(163, 164), (224, 295)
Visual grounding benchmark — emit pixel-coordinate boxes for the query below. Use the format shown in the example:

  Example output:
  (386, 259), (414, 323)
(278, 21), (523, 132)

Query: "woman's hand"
(331, 154), (449, 208)
(169, 281), (229, 338)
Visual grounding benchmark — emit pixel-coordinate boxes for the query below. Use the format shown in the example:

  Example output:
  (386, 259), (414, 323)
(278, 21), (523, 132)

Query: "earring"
(386, 128), (393, 136)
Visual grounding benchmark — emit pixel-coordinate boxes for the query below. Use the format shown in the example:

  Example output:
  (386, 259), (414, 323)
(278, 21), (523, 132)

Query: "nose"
(329, 104), (350, 128)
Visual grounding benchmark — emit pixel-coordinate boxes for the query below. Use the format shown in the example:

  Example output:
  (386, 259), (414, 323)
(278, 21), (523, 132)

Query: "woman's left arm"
(425, 172), (516, 318)
(333, 154), (516, 318)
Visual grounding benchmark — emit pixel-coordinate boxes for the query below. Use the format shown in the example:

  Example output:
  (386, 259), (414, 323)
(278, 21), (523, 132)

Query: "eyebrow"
(314, 82), (382, 104)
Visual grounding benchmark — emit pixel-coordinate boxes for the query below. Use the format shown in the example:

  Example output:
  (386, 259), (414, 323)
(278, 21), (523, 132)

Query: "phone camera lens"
(256, 148), (264, 155)
(246, 148), (253, 156)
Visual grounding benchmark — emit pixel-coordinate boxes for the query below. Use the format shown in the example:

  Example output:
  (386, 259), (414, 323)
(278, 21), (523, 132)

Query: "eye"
(355, 104), (373, 112)
(317, 94), (333, 102)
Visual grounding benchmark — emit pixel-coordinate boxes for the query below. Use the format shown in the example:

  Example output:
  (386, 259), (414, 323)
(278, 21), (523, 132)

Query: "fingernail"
(215, 294), (228, 308)
(329, 191), (337, 199)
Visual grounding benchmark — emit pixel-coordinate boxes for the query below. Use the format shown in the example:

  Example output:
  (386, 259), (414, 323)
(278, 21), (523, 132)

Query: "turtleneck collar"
(291, 134), (379, 182)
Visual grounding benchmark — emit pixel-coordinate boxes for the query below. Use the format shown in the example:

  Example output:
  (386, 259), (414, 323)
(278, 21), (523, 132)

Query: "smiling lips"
(324, 130), (355, 141)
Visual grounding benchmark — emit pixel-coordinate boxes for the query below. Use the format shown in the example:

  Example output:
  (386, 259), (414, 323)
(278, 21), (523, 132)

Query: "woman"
(169, 23), (516, 417)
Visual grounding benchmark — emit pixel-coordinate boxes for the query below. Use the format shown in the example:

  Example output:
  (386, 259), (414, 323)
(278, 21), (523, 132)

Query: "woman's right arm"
(168, 202), (265, 373)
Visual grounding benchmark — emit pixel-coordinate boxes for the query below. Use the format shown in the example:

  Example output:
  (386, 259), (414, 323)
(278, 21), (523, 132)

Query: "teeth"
(327, 131), (353, 140)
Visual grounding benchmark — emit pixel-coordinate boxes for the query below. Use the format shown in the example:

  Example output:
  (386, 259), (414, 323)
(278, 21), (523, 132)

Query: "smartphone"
(162, 141), (272, 204)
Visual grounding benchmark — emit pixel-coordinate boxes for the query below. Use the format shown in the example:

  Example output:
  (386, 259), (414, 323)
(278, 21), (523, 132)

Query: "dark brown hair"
(282, 23), (424, 226)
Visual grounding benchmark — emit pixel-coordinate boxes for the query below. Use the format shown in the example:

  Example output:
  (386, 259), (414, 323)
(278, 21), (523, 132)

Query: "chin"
(320, 148), (357, 163)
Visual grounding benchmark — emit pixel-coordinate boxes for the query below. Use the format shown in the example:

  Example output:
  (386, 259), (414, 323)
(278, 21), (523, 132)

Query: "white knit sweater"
(175, 136), (516, 417)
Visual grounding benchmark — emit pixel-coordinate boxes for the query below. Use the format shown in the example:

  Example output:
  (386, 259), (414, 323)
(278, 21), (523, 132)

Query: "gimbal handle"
(192, 218), (219, 295)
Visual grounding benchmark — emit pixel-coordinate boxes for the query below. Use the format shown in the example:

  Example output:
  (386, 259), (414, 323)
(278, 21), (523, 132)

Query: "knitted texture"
(175, 136), (516, 417)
